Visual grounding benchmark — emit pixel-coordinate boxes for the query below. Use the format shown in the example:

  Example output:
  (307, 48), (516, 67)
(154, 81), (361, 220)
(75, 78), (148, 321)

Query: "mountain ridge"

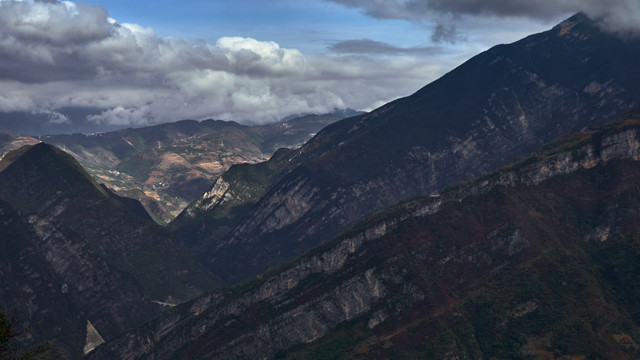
(31, 110), (360, 222)
(175, 12), (640, 285)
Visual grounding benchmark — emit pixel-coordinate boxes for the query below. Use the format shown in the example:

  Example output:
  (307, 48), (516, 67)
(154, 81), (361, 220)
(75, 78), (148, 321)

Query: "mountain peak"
(2, 142), (77, 169)
(552, 12), (600, 37)
(0, 142), (107, 214)
(560, 12), (593, 25)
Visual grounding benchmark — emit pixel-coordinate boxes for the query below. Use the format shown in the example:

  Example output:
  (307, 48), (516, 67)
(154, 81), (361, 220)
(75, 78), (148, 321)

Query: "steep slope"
(0, 198), (83, 358)
(177, 13), (640, 284)
(170, 147), (298, 256)
(0, 143), (218, 359)
(89, 119), (640, 360)
(30, 110), (357, 222)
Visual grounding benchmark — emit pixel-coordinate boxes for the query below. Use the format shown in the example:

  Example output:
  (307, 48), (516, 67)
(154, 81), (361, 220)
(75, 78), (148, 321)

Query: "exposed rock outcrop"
(83, 320), (105, 355)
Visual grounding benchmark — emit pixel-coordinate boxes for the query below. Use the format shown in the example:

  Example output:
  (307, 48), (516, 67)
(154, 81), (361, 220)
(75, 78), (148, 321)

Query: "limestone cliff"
(89, 120), (640, 359)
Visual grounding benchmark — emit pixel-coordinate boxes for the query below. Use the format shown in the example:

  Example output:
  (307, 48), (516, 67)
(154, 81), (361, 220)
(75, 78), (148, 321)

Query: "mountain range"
(1, 12), (640, 359)
(0, 109), (359, 223)
(174, 13), (640, 285)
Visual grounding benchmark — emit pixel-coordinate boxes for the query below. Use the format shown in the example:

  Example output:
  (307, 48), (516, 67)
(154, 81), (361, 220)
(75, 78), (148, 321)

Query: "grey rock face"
(89, 122), (640, 360)
(83, 321), (105, 355)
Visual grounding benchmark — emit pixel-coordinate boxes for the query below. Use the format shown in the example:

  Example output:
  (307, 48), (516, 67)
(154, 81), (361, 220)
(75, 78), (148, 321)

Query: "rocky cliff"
(175, 13), (640, 285)
(89, 119), (640, 359)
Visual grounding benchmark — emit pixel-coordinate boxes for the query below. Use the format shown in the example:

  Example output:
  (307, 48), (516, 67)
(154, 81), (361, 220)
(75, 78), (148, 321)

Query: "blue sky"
(0, 0), (637, 134)
(95, 0), (441, 53)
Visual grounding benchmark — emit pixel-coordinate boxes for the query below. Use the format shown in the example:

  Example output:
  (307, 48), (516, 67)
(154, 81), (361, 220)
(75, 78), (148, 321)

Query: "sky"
(0, 0), (639, 135)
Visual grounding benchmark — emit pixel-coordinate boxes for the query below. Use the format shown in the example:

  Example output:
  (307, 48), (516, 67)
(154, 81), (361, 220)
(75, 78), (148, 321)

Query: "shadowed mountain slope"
(0, 143), (219, 359)
(175, 13), (640, 285)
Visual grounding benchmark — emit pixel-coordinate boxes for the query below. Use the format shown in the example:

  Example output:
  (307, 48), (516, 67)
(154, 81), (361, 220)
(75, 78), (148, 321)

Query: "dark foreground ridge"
(0, 143), (218, 358)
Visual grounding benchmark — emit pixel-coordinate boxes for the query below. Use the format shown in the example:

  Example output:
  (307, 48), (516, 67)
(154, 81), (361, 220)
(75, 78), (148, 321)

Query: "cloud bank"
(0, 0), (454, 131)
(327, 0), (640, 42)
(326, 0), (640, 22)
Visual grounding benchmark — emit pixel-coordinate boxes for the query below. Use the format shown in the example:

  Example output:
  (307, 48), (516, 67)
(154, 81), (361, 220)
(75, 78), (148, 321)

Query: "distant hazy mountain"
(0, 110), (360, 223)
(175, 13), (640, 285)
(0, 107), (126, 137)
(88, 117), (640, 360)
(0, 143), (218, 359)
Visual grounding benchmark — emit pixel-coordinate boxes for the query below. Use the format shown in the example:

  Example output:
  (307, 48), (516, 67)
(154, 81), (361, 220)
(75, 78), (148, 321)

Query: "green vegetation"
(0, 312), (57, 360)
(277, 320), (369, 360)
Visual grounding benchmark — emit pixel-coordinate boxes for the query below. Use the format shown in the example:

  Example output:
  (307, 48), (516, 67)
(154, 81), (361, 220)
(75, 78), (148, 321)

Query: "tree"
(0, 312), (57, 360)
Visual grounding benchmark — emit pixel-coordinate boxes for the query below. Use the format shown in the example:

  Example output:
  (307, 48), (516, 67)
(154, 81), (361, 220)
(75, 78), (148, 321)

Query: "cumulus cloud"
(0, 0), (453, 130)
(87, 106), (154, 126)
(0, 0), (111, 45)
(37, 110), (70, 124)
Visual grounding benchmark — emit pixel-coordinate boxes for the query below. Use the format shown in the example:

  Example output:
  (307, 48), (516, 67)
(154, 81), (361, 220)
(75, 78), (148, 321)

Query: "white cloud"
(0, 0), (111, 46)
(215, 37), (308, 76)
(36, 109), (70, 124)
(87, 106), (154, 126)
(0, 0), (460, 128)
(0, 83), (37, 111)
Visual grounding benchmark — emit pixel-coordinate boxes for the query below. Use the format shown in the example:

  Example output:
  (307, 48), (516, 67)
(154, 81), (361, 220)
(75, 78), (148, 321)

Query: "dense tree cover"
(0, 312), (57, 360)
